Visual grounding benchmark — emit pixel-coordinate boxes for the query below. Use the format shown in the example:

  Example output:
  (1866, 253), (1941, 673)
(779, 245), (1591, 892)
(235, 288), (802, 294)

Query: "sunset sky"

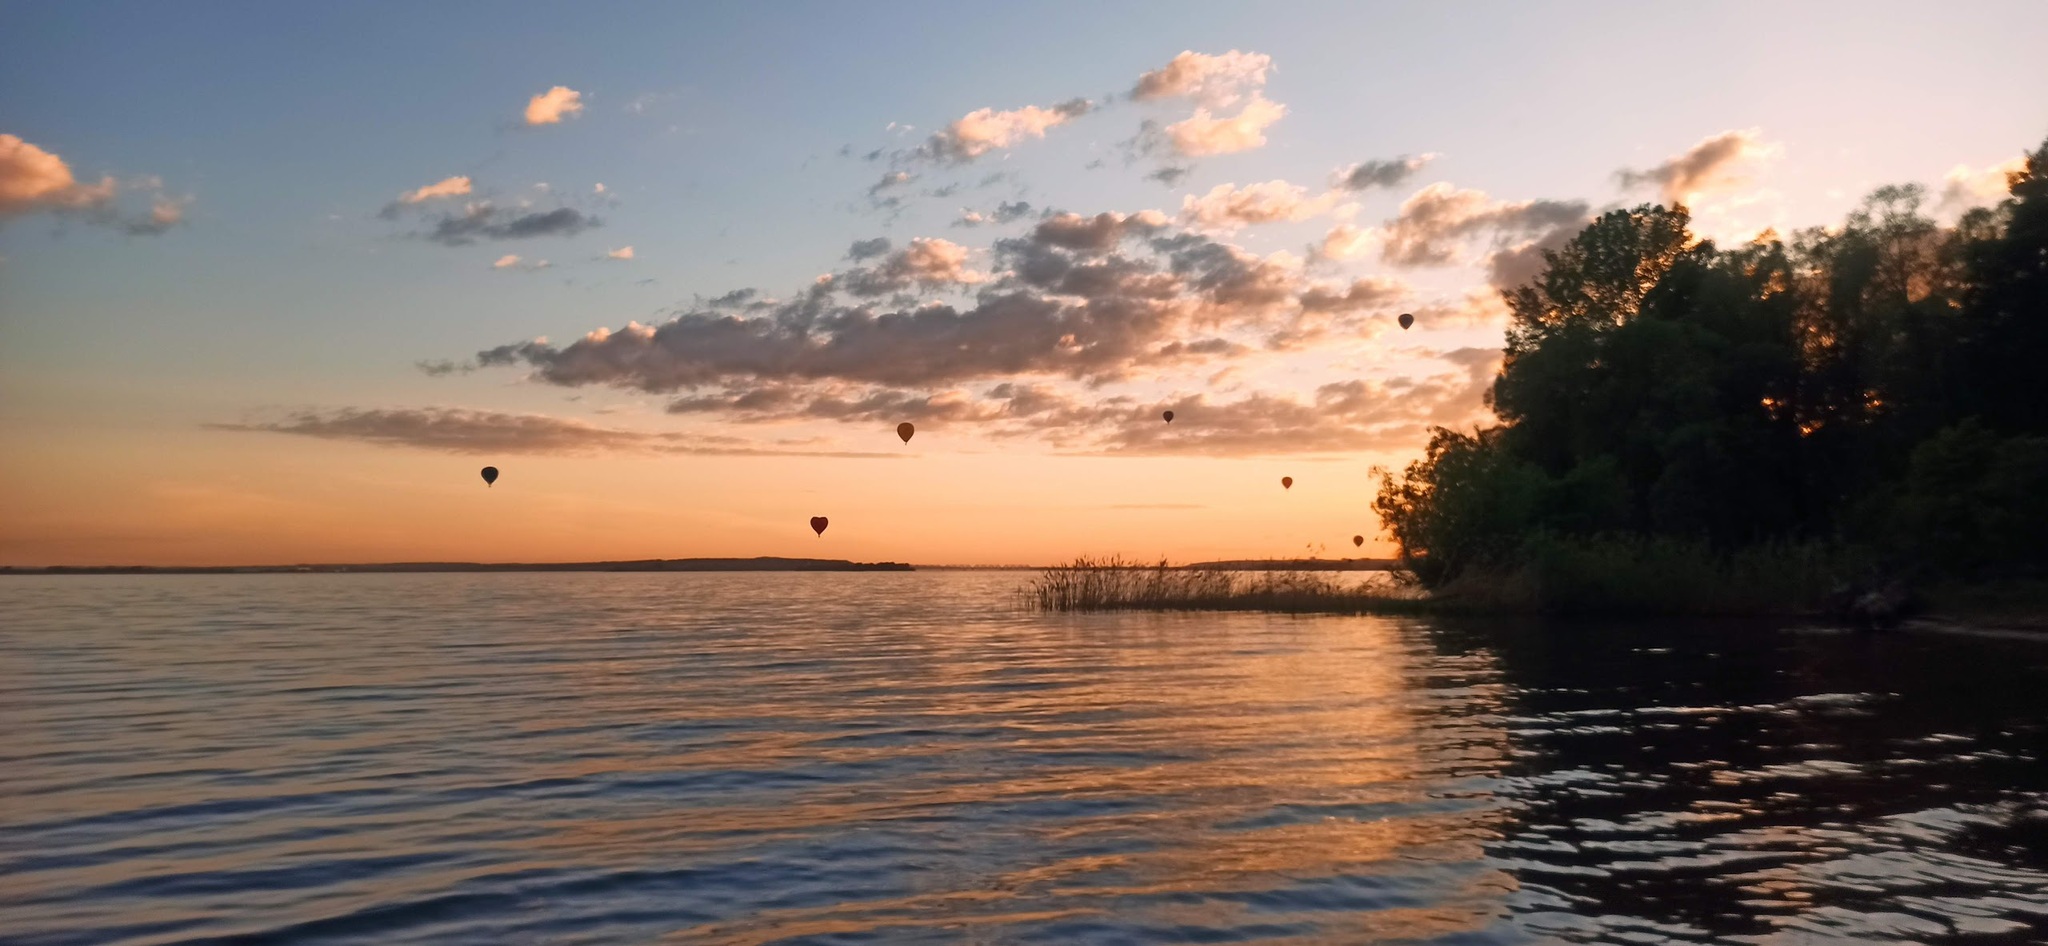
(4, 1), (2045, 566)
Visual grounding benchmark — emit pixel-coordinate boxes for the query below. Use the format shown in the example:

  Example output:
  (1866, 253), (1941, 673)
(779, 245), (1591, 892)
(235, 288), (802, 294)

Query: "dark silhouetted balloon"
(1398, 312), (1415, 330)
(481, 466), (498, 487)
(1353, 535), (1364, 547)
(897, 422), (915, 443)
(1281, 476), (1293, 490)
(810, 516), (829, 536)
(1162, 410), (1174, 423)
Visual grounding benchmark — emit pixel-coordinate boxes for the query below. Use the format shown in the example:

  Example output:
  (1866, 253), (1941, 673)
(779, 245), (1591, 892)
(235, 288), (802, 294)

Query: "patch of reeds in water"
(1023, 556), (1425, 613)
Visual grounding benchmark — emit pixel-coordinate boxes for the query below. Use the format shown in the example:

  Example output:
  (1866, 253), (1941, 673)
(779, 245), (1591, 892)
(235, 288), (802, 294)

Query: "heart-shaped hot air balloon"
(1162, 410), (1174, 423)
(810, 516), (829, 536)
(1397, 312), (1415, 330)
(897, 422), (915, 443)
(481, 466), (499, 487)
(1281, 476), (1293, 489)
(1353, 535), (1364, 547)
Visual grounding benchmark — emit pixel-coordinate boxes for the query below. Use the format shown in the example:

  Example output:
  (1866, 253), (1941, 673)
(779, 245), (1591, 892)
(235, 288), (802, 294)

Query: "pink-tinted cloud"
(1163, 95), (1286, 156)
(0, 134), (117, 219)
(524, 86), (585, 125)
(1615, 129), (1777, 206)
(1131, 50), (1273, 108)
(399, 175), (473, 203)
(921, 99), (1092, 162)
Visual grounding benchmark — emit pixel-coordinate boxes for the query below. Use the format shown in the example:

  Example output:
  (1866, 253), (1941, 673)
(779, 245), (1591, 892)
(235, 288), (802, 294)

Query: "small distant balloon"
(1397, 312), (1415, 330)
(1162, 410), (1174, 424)
(480, 466), (498, 487)
(897, 422), (915, 443)
(1353, 535), (1365, 548)
(810, 516), (829, 536)
(1281, 476), (1293, 490)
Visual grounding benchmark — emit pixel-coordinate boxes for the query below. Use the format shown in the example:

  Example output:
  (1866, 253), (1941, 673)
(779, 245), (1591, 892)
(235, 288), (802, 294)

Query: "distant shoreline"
(0, 557), (914, 575)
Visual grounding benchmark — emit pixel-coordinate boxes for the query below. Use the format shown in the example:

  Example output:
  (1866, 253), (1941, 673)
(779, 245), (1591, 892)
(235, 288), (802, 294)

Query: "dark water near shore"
(3, 573), (2045, 945)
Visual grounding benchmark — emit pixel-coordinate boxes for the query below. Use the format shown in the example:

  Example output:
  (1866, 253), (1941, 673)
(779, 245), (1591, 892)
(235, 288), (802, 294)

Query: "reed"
(1023, 556), (1429, 613)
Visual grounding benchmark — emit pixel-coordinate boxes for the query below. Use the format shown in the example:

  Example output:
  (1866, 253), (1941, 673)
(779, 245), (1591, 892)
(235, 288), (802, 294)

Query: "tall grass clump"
(1024, 556), (1425, 613)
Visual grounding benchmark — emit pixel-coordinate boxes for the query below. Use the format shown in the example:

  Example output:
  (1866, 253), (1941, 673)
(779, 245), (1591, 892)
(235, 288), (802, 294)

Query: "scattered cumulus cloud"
(524, 86), (585, 125)
(1163, 95), (1286, 156)
(400, 175), (473, 204)
(123, 195), (188, 235)
(846, 237), (893, 261)
(1180, 179), (1337, 231)
(1315, 223), (1375, 261)
(424, 203), (598, 245)
(491, 254), (550, 271)
(0, 133), (183, 234)
(1378, 183), (1588, 269)
(1615, 129), (1777, 206)
(1131, 50), (1273, 109)
(1334, 154), (1436, 191)
(605, 245), (634, 260)
(919, 99), (1093, 163)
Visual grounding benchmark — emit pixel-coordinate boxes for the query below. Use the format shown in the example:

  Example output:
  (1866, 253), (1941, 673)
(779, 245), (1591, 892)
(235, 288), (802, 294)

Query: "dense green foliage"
(1375, 137), (2048, 610)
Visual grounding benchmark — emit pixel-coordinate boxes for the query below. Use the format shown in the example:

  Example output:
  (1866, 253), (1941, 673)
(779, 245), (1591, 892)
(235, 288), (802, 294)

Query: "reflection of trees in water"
(1431, 619), (2048, 943)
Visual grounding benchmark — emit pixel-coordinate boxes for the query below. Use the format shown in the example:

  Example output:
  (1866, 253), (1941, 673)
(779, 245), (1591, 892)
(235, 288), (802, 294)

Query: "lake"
(3, 572), (2045, 944)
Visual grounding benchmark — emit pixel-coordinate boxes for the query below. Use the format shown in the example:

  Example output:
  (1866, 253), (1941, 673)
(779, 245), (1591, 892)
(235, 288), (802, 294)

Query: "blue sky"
(4, 1), (2045, 564)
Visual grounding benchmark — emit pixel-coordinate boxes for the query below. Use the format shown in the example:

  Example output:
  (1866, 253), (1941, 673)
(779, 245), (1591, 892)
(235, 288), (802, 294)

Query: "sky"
(3, 1), (2045, 566)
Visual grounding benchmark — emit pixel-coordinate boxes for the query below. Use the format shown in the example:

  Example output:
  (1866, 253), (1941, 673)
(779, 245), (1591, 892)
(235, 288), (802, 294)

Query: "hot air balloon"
(480, 466), (498, 487)
(897, 422), (915, 443)
(1353, 535), (1365, 548)
(1162, 410), (1174, 424)
(810, 516), (829, 536)
(1281, 476), (1293, 490)
(1397, 312), (1415, 330)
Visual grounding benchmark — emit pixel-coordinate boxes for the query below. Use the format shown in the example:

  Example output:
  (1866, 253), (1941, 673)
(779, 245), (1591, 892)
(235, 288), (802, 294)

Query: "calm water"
(2, 573), (2045, 945)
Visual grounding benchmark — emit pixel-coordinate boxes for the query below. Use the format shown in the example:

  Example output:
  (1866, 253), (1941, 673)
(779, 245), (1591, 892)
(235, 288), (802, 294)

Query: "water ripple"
(2, 575), (2043, 944)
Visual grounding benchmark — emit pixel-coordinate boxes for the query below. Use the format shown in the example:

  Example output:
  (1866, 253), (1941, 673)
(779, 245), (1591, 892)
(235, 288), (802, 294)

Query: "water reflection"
(0, 576), (2043, 944)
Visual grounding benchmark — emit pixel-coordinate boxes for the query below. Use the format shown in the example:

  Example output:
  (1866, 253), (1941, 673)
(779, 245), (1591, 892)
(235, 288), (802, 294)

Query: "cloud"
(1314, 223), (1375, 261)
(953, 201), (1034, 228)
(400, 175), (473, 204)
(605, 245), (634, 260)
(837, 237), (984, 296)
(1147, 166), (1192, 187)
(1378, 183), (1588, 268)
(919, 99), (1092, 163)
(1, 133), (185, 234)
(207, 407), (899, 458)
(653, 354), (1491, 457)
(416, 359), (473, 377)
(1615, 129), (1776, 206)
(1334, 154), (1436, 191)
(846, 236), (892, 261)
(0, 133), (117, 220)
(424, 203), (597, 245)
(1163, 95), (1285, 157)
(525, 86), (585, 125)
(491, 254), (550, 271)
(868, 170), (916, 197)
(1180, 179), (1336, 231)
(1027, 210), (1170, 253)
(123, 195), (188, 235)
(1297, 276), (1407, 314)
(1940, 156), (2027, 208)
(1131, 50), (1273, 108)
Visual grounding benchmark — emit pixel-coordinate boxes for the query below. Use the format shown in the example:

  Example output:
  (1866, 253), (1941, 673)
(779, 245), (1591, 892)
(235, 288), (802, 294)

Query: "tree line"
(1373, 136), (2048, 611)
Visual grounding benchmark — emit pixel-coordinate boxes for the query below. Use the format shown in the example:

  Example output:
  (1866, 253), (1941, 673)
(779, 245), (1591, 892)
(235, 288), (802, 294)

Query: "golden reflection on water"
(511, 603), (1518, 943)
